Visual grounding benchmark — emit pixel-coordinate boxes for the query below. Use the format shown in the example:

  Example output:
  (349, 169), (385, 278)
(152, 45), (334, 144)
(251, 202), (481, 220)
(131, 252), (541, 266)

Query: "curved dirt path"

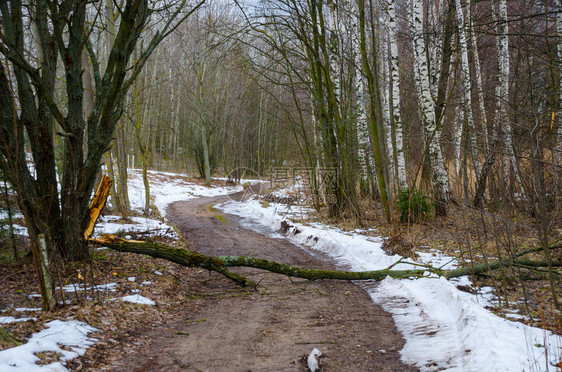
(117, 192), (417, 371)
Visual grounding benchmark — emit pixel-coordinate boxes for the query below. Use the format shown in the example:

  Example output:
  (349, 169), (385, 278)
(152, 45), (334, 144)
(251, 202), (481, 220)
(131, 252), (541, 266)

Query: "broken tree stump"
(84, 175), (113, 240)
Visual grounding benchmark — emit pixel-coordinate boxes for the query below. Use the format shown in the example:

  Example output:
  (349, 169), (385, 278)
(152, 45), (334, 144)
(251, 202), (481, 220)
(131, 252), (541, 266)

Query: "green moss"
(215, 215), (227, 224)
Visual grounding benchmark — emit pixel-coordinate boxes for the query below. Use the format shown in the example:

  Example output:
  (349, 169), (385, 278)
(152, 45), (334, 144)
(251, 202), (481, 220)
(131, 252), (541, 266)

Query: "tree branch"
(90, 235), (562, 288)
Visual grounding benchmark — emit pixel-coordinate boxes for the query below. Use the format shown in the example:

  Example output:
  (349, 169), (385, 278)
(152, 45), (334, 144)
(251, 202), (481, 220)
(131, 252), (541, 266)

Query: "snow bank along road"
(219, 197), (562, 371)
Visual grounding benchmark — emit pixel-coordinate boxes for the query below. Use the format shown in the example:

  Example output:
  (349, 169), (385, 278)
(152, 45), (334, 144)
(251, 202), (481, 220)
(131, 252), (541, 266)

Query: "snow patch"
(121, 295), (155, 306)
(371, 277), (561, 371)
(57, 282), (118, 293)
(0, 320), (98, 371)
(94, 215), (177, 240)
(127, 169), (242, 217)
(0, 317), (36, 324)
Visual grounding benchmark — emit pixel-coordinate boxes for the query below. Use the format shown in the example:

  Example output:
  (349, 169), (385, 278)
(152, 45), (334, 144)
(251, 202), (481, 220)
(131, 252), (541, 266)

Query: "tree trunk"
(455, 108), (464, 176)
(352, 1), (371, 186)
(493, 0), (523, 197)
(2, 172), (17, 261)
(106, 151), (121, 211)
(202, 125), (212, 187)
(357, 0), (391, 221)
(468, 4), (489, 153)
(455, 0), (480, 181)
(412, 0), (450, 216)
(116, 123), (130, 216)
(555, 0), (562, 193)
(388, 0), (408, 191)
(36, 234), (56, 311)
(135, 76), (151, 216)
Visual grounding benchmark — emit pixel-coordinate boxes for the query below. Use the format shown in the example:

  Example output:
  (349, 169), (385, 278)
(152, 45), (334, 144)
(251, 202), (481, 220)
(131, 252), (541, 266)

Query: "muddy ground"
(104, 192), (417, 371)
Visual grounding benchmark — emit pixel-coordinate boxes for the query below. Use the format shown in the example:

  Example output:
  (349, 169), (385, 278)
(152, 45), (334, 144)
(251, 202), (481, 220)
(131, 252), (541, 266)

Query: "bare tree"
(0, 0), (203, 308)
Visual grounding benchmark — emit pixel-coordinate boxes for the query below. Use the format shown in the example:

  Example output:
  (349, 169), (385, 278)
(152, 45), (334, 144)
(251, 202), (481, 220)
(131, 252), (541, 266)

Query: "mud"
(111, 192), (417, 371)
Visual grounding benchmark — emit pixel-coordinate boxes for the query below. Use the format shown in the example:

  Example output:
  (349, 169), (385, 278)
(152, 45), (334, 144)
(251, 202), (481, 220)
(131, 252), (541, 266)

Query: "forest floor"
(1, 172), (561, 371)
(0, 180), (416, 371)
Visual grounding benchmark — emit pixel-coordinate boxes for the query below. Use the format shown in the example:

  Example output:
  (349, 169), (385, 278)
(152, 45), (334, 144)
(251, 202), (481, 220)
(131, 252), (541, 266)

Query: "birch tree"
(455, 0), (480, 181)
(387, 0), (408, 191)
(493, 0), (524, 195)
(357, 0), (391, 220)
(467, 4), (488, 153)
(411, 0), (450, 216)
(349, 0), (372, 186)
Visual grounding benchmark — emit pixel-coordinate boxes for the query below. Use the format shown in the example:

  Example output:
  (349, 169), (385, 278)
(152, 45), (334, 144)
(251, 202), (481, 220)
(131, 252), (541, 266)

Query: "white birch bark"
(428, 0), (443, 99)
(380, 29), (394, 185)
(347, 0), (371, 182)
(408, 2), (424, 127)
(412, 0), (450, 206)
(490, 1), (502, 142)
(455, 107), (464, 176)
(494, 0), (519, 189)
(498, 0), (511, 181)
(388, 0), (408, 191)
(455, 0), (480, 180)
(468, 13), (489, 152)
(326, 0), (341, 104)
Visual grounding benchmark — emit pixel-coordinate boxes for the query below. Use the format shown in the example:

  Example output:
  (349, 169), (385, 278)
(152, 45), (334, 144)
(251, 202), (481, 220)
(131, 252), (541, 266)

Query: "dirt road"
(114, 192), (416, 371)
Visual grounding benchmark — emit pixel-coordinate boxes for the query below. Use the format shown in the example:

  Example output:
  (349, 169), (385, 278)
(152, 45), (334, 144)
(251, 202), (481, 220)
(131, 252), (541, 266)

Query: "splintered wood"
(84, 175), (113, 240)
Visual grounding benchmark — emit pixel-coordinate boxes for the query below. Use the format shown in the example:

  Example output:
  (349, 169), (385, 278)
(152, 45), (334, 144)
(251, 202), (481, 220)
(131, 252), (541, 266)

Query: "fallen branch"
(444, 258), (562, 278)
(90, 235), (258, 287)
(89, 235), (562, 287)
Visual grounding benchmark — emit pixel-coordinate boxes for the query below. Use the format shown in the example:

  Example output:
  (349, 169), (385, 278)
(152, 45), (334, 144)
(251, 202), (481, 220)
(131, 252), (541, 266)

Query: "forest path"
(114, 191), (416, 371)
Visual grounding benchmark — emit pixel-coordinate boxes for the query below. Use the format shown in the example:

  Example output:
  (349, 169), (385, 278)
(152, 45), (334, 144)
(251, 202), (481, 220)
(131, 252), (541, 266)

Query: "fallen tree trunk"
(90, 236), (257, 287)
(90, 235), (561, 287)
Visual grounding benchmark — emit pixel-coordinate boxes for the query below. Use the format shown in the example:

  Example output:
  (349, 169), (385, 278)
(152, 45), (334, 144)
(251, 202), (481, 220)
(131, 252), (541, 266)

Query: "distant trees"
(3, 0), (558, 232)
(115, 2), (295, 185)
